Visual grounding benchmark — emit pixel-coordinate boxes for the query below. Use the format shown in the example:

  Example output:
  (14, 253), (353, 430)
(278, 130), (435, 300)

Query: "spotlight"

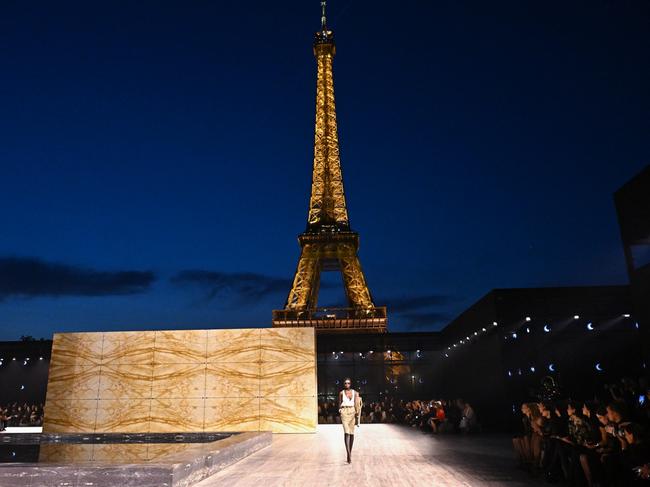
(623, 314), (631, 318)
(525, 327), (530, 333)
(466, 336), (470, 340)
(517, 368), (522, 376)
(635, 323), (640, 329)
(574, 315), (580, 320)
(12, 357), (16, 361)
(507, 370), (512, 377)
(511, 332), (518, 339)
(39, 357), (43, 360)
(482, 327), (486, 332)
(493, 321), (498, 326)
(474, 332), (478, 336)
(444, 353), (449, 358)
(548, 363), (555, 372)
(331, 352), (335, 355)
(23, 360), (27, 366)
(460, 340), (464, 344)
(20, 385), (25, 390)
(447, 347), (451, 350)
(586, 322), (594, 331)
(530, 366), (536, 373)
(387, 350), (391, 354)
(543, 325), (551, 333)
(525, 317), (531, 322)
(595, 363), (603, 372)
(369, 350), (373, 354)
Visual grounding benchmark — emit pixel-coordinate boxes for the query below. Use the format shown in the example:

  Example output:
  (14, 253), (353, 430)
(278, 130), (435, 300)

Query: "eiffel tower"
(272, 2), (387, 333)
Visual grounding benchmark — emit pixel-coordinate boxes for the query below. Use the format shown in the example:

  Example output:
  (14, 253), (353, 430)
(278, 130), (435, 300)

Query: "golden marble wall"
(43, 328), (316, 434)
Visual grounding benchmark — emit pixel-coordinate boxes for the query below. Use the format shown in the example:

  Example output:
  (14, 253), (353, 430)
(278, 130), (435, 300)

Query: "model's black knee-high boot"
(344, 433), (351, 463)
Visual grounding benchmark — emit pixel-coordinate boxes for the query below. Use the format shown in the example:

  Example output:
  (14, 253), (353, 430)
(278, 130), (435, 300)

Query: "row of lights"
(443, 322), (499, 357)
(330, 350), (423, 360)
(0, 357), (45, 366)
(443, 314), (637, 358)
(506, 314), (637, 341)
(507, 362), (611, 377)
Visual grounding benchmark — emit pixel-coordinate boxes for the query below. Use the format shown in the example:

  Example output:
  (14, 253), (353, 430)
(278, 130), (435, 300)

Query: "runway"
(195, 424), (542, 487)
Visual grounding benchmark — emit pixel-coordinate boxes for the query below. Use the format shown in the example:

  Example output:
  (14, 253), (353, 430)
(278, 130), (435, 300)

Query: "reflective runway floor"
(196, 424), (544, 487)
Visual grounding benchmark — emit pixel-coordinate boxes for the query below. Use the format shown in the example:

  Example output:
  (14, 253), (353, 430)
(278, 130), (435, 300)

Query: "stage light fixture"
(530, 366), (535, 373)
(525, 317), (531, 322)
(507, 370), (512, 377)
(548, 364), (555, 372)
(493, 321), (498, 326)
(543, 325), (551, 333)
(20, 385), (25, 390)
(623, 314), (631, 318)
(595, 363), (603, 372)
(511, 333), (517, 339)
(444, 353), (449, 358)
(482, 327), (486, 332)
(574, 315), (580, 320)
(474, 332), (478, 336)
(635, 323), (640, 329)
(525, 327), (530, 333)
(39, 357), (43, 360)
(586, 322), (594, 331)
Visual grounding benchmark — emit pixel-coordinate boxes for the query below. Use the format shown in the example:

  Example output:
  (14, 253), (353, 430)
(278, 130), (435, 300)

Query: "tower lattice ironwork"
(272, 2), (387, 333)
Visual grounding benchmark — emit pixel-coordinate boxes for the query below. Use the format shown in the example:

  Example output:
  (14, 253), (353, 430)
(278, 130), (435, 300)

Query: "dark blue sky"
(1, 1), (649, 340)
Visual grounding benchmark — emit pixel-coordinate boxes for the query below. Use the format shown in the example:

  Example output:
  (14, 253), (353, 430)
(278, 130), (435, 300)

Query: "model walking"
(338, 377), (362, 464)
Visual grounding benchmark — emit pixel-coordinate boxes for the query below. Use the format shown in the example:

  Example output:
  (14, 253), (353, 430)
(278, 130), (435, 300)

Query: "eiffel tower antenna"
(272, 1), (387, 333)
(320, 1), (327, 29)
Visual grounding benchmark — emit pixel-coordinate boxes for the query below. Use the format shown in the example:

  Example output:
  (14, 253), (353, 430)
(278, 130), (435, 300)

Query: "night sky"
(1, 1), (649, 340)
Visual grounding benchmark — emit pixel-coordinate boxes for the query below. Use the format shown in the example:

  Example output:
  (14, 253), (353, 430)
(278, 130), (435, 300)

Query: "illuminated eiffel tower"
(272, 2), (387, 333)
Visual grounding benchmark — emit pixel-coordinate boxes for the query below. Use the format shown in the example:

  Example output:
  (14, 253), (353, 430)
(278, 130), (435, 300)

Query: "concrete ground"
(195, 424), (544, 487)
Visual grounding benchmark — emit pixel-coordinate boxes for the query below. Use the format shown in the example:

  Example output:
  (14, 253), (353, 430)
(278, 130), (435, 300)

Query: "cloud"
(399, 311), (451, 330)
(0, 256), (156, 300)
(171, 270), (293, 303)
(378, 293), (454, 331)
(381, 294), (453, 313)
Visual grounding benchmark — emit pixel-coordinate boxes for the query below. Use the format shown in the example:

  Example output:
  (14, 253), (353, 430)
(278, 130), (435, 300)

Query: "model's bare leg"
(349, 433), (354, 462)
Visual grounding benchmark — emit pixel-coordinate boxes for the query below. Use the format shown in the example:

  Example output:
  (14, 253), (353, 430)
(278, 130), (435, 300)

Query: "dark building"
(615, 165), (650, 357)
(0, 340), (52, 407)
(316, 332), (441, 405)
(434, 285), (638, 428)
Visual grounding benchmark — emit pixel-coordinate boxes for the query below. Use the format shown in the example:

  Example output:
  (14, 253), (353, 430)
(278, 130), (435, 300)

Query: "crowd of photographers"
(0, 402), (44, 430)
(318, 396), (479, 433)
(512, 377), (650, 486)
